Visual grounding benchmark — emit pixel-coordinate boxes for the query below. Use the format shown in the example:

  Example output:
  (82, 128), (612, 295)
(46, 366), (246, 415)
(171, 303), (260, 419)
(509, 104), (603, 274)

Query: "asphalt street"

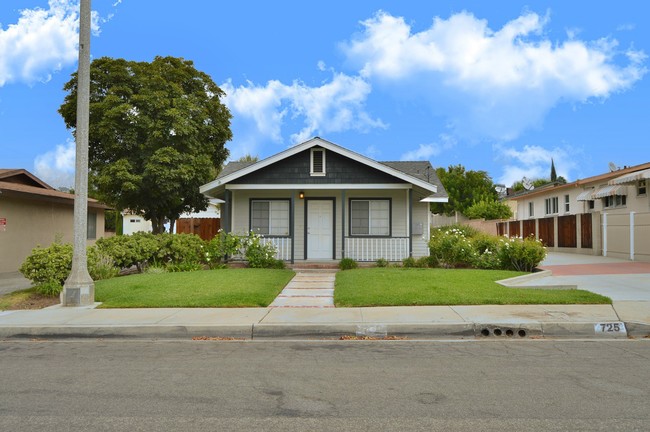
(1, 339), (649, 431)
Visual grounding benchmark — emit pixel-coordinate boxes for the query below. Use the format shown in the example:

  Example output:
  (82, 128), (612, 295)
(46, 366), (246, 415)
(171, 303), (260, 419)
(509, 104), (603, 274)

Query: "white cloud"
(222, 72), (386, 153)
(34, 139), (76, 188)
(343, 11), (647, 141)
(495, 144), (579, 187)
(400, 134), (456, 161)
(0, 0), (80, 86)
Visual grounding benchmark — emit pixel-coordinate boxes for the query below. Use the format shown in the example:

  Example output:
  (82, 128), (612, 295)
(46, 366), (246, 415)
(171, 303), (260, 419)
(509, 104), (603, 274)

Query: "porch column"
(341, 190), (346, 259)
(408, 188), (413, 257)
(224, 190), (232, 233)
(290, 191), (295, 264)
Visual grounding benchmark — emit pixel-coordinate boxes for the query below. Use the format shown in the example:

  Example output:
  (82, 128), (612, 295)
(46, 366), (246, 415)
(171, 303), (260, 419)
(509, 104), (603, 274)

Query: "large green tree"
(432, 165), (499, 216)
(59, 56), (232, 233)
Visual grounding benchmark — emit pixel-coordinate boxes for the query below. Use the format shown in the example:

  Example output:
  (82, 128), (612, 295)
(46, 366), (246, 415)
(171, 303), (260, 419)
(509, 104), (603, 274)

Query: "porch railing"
(260, 236), (292, 261)
(344, 237), (409, 261)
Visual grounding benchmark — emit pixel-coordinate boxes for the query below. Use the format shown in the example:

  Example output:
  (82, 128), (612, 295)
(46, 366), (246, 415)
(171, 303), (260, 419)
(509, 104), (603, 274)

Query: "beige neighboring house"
(502, 162), (650, 262)
(0, 169), (107, 273)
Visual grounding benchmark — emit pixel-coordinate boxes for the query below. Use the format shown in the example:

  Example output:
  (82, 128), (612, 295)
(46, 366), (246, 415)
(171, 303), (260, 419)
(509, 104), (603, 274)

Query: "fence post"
(602, 212), (608, 257)
(630, 212), (635, 261)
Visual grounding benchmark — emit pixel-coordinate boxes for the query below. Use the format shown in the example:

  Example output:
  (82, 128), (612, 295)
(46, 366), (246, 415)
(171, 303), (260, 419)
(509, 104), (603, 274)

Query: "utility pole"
(62, 0), (94, 306)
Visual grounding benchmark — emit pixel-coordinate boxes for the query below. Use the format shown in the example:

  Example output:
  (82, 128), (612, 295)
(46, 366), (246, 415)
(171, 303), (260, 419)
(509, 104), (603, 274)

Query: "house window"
(310, 148), (326, 176)
(528, 202), (534, 218)
(604, 195), (626, 208)
(564, 194), (570, 213)
(638, 179), (647, 196)
(87, 212), (97, 240)
(350, 199), (390, 236)
(250, 200), (290, 236)
(545, 197), (559, 215)
(588, 200), (595, 210)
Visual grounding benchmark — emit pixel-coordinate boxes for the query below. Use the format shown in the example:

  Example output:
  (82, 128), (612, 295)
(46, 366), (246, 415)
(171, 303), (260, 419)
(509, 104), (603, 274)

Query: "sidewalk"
(0, 253), (648, 340)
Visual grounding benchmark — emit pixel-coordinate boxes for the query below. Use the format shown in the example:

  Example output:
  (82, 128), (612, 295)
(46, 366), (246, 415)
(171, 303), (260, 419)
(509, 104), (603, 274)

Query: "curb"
(496, 270), (578, 290)
(0, 321), (633, 340)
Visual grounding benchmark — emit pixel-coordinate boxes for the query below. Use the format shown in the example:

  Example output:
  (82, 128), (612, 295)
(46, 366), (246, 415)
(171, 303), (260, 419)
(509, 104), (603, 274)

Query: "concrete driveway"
(0, 272), (32, 296)
(535, 252), (650, 301)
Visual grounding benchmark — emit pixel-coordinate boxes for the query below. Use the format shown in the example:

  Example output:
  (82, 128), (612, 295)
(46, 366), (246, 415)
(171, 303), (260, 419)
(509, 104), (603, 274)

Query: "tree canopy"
(431, 165), (499, 216)
(59, 56), (232, 233)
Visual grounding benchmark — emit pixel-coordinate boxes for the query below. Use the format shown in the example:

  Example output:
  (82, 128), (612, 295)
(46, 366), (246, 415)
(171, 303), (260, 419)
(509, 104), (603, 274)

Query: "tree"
(431, 165), (499, 216)
(550, 158), (557, 182)
(465, 199), (513, 220)
(59, 56), (232, 233)
(236, 154), (259, 163)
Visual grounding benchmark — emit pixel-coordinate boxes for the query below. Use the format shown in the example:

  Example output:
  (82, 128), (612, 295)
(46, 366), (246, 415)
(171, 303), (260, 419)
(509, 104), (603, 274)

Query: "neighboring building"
(502, 162), (650, 262)
(200, 137), (448, 263)
(0, 169), (107, 273)
(175, 198), (223, 241)
(122, 211), (153, 235)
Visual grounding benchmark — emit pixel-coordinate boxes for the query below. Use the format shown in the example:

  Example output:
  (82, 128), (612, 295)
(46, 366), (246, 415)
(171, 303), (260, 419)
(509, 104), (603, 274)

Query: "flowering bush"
(497, 236), (546, 272)
(204, 230), (242, 268)
(470, 234), (501, 270)
(242, 231), (283, 268)
(429, 227), (475, 268)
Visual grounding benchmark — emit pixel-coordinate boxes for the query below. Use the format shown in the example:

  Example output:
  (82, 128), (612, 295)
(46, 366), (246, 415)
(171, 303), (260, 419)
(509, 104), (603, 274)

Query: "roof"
(0, 168), (108, 208)
(202, 138), (448, 201)
(507, 161), (650, 201)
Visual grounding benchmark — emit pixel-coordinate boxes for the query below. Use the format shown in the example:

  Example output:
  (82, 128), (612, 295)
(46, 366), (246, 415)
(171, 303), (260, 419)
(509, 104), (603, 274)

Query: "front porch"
(261, 235), (411, 263)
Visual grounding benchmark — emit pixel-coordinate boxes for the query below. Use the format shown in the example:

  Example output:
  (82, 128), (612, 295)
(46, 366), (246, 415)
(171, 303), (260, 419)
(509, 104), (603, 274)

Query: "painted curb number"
(594, 322), (626, 334)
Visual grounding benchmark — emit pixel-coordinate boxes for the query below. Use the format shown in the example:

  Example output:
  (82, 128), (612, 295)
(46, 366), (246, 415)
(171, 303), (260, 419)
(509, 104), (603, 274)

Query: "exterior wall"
(0, 196), (105, 273)
(122, 213), (153, 235)
(634, 212), (650, 262)
(228, 187), (430, 261)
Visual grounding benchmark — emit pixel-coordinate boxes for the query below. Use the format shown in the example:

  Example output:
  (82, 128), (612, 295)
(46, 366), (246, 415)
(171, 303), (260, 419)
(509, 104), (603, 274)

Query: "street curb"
(0, 321), (633, 340)
(624, 322), (650, 338)
(0, 325), (254, 340)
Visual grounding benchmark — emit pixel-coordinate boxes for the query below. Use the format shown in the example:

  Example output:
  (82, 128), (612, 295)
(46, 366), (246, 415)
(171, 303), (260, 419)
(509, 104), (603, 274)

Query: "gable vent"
(311, 148), (326, 176)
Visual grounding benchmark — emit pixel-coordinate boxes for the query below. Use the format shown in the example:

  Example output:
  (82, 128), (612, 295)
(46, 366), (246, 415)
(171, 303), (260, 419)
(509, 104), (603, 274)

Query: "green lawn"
(334, 268), (611, 307)
(95, 268), (295, 308)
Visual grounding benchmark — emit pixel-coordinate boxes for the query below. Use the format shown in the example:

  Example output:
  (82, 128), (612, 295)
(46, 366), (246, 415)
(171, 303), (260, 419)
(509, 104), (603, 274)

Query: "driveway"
(0, 272), (32, 296)
(534, 252), (650, 301)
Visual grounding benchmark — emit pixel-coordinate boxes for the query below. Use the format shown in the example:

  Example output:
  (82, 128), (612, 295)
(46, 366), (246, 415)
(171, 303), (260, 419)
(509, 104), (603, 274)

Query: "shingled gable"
(201, 137), (443, 200)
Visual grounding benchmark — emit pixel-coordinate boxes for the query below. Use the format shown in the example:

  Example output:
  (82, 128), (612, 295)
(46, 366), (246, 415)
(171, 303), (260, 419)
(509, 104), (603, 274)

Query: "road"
(1, 339), (649, 431)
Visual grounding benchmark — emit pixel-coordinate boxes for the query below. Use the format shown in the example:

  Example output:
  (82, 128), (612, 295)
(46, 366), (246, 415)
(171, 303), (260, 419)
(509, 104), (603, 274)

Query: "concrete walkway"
(269, 269), (336, 308)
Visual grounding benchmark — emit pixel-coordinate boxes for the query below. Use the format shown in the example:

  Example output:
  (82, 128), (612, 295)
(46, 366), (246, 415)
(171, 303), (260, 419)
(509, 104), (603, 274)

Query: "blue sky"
(1, 1), (648, 189)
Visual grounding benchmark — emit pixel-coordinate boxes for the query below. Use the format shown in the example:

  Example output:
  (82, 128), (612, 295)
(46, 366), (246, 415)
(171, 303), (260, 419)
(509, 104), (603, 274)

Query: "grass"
(334, 268), (612, 307)
(0, 287), (59, 310)
(95, 268), (295, 308)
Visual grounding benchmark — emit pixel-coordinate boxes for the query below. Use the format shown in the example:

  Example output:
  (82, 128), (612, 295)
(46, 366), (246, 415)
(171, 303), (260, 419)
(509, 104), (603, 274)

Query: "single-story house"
(501, 162), (650, 262)
(199, 137), (448, 263)
(122, 211), (153, 235)
(0, 169), (107, 273)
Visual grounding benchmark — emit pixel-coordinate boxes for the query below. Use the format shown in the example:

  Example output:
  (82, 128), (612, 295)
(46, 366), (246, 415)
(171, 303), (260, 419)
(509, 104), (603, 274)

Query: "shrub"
(36, 280), (64, 297)
(19, 242), (73, 286)
(498, 236), (546, 272)
(415, 256), (437, 268)
(242, 231), (281, 268)
(429, 226), (475, 268)
(375, 258), (389, 267)
(470, 234), (502, 270)
(88, 248), (120, 280)
(204, 231), (242, 267)
(95, 232), (159, 271)
(402, 256), (417, 268)
(167, 261), (203, 272)
(339, 258), (358, 270)
(154, 233), (205, 267)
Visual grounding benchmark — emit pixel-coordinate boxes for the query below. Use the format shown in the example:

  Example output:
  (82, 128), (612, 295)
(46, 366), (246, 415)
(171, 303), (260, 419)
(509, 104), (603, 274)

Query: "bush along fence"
(19, 231), (284, 297)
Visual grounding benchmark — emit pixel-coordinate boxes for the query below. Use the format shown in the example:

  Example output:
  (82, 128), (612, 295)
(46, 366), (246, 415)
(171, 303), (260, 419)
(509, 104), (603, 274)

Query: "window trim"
(249, 198), (291, 237)
(310, 148), (326, 176)
(638, 179), (647, 196)
(545, 196), (559, 215)
(348, 198), (392, 237)
(528, 202), (534, 218)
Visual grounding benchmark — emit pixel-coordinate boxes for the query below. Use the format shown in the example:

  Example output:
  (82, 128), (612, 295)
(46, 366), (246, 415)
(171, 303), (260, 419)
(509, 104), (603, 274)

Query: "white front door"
(307, 200), (333, 259)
